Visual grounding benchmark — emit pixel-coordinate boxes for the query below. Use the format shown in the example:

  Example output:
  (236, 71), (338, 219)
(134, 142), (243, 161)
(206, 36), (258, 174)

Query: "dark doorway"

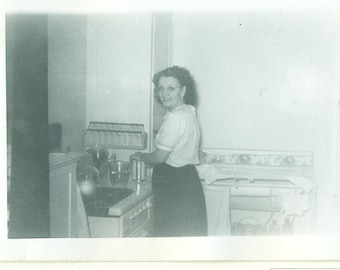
(7, 14), (50, 238)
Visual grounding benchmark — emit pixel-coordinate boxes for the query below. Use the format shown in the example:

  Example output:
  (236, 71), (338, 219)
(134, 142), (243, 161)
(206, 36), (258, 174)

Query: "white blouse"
(155, 104), (200, 167)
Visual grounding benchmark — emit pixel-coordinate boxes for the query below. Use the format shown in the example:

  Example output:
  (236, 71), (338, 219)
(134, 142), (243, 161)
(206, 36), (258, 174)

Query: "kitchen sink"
(83, 187), (134, 217)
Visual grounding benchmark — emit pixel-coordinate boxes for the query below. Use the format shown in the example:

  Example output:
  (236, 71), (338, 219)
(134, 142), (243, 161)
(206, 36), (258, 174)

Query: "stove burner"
(83, 187), (134, 217)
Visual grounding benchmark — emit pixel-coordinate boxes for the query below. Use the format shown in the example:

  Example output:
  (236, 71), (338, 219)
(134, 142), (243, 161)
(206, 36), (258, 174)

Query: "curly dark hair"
(153, 66), (198, 107)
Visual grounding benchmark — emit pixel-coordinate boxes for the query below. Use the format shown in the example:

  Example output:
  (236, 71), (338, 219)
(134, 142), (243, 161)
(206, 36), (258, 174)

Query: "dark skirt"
(151, 163), (207, 237)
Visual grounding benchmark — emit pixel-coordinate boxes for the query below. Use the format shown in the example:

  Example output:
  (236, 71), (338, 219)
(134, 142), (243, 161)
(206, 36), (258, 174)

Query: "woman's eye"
(158, 86), (178, 92)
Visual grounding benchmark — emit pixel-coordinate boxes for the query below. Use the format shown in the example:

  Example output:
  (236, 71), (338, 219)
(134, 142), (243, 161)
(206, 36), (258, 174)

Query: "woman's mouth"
(162, 98), (171, 103)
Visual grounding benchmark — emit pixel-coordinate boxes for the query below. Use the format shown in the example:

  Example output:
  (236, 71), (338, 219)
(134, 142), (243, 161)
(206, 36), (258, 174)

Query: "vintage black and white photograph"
(2, 0), (340, 266)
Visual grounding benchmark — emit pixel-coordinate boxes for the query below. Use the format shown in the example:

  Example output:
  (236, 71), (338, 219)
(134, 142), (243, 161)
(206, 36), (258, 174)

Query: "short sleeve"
(156, 113), (185, 152)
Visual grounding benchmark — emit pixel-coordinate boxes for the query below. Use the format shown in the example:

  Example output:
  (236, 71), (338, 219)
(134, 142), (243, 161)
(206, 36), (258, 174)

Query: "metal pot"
(130, 159), (146, 182)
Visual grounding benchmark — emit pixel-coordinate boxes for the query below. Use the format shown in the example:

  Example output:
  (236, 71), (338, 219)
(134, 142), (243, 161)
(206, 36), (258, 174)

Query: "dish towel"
(288, 176), (315, 194)
(195, 164), (218, 184)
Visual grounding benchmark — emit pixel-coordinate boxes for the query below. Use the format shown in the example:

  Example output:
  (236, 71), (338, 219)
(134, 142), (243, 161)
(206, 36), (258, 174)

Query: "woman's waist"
(165, 153), (199, 167)
(153, 162), (198, 176)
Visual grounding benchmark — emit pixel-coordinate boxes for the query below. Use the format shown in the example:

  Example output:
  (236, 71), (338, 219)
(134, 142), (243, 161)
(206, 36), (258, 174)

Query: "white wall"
(86, 14), (152, 131)
(86, 13), (152, 160)
(171, 10), (340, 234)
(86, 14), (153, 159)
(48, 15), (87, 152)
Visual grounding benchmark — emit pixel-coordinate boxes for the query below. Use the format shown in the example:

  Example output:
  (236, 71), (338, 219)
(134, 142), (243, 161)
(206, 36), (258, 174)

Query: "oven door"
(122, 195), (154, 237)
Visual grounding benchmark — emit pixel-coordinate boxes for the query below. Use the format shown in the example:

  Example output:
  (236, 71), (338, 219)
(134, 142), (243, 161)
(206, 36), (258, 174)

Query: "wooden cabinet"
(49, 152), (83, 237)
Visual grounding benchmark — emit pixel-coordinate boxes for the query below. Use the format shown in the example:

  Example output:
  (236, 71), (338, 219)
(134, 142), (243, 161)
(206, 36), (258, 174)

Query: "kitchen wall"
(152, 14), (172, 136)
(86, 15), (152, 129)
(48, 15), (87, 153)
(171, 10), (340, 234)
(86, 14), (172, 158)
(86, 14), (153, 159)
(47, 13), (171, 157)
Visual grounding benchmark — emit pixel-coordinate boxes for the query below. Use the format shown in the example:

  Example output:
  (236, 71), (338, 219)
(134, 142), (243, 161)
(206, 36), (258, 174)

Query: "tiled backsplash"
(200, 148), (313, 167)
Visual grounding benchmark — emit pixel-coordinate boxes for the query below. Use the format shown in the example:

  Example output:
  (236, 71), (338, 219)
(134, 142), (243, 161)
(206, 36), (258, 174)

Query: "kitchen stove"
(78, 152), (154, 238)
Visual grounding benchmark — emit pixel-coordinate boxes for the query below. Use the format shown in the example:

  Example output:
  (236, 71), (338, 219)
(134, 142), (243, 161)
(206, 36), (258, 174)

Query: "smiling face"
(157, 76), (186, 111)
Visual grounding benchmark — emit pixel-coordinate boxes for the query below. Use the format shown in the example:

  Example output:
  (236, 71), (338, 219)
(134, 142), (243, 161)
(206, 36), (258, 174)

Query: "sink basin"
(83, 187), (134, 217)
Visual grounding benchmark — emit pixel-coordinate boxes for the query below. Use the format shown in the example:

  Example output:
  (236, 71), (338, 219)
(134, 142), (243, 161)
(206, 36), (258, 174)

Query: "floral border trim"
(201, 151), (313, 167)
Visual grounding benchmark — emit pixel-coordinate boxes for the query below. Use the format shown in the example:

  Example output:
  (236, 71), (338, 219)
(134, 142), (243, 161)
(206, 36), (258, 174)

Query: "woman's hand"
(129, 148), (170, 165)
(129, 151), (143, 161)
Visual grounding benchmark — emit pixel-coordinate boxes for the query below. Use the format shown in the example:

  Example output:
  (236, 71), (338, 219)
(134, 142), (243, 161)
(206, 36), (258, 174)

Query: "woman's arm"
(129, 148), (170, 165)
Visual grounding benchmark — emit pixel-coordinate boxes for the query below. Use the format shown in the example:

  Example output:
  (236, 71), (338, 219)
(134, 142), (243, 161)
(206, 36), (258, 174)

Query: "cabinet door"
(50, 164), (77, 237)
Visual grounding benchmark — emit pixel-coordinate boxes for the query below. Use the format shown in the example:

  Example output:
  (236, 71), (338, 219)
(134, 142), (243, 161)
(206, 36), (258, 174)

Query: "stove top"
(83, 187), (134, 217)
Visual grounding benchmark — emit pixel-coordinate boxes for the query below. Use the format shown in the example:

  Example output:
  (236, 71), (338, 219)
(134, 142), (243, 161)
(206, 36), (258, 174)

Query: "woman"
(130, 66), (207, 237)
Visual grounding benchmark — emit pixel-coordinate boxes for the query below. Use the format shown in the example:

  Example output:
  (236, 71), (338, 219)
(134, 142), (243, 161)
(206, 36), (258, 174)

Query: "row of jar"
(85, 130), (146, 149)
(87, 122), (144, 132)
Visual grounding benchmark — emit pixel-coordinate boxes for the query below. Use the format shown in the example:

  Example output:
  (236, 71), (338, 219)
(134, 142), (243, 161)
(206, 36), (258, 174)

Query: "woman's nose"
(161, 88), (170, 95)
